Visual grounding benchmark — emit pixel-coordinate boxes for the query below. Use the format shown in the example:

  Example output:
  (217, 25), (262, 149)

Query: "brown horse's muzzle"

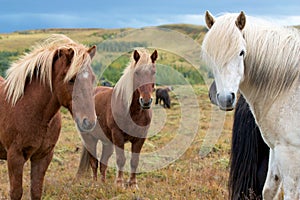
(139, 97), (153, 109)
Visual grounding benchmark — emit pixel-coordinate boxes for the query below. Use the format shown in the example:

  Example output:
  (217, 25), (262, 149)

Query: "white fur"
(202, 12), (300, 199)
(81, 70), (90, 79)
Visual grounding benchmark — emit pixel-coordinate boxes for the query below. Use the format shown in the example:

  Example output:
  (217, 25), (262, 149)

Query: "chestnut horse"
(0, 34), (97, 200)
(77, 49), (157, 188)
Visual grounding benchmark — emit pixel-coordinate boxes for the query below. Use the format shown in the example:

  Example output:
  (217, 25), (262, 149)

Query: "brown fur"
(0, 35), (97, 200)
(77, 50), (157, 187)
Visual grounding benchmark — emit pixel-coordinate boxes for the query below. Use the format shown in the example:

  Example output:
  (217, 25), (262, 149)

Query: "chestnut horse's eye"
(69, 77), (76, 84)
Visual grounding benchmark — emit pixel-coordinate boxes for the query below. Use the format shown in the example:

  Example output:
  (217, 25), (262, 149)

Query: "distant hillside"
(1, 24), (299, 85)
(0, 24), (209, 85)
(158, 24), (207, 43)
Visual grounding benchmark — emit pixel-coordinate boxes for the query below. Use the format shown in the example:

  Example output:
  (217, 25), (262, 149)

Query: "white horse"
(202, 11), (300, 199)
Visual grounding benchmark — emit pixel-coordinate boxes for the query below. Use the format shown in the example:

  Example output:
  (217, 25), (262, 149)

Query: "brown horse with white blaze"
(0, 34), (97, 200)
(77, 49), (157, 188)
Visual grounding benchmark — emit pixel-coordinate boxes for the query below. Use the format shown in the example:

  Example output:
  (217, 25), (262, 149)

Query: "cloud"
(262, 15), (300, 26)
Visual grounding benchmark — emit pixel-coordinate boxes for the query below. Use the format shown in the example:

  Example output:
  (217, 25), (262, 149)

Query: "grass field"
(0, 26), (235, 199)
(0, 84), (234, 199)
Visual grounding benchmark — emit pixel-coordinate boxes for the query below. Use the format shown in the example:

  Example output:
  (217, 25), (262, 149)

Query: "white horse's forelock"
(202, 13), (246, 68)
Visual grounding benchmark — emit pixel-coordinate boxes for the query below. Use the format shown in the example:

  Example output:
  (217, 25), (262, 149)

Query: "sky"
(0, 0), (300, 33)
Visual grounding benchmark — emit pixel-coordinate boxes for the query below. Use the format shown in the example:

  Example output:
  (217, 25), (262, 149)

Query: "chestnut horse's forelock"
(4, 34), (92, 106)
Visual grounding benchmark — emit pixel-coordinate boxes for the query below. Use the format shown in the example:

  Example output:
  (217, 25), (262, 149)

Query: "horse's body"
(77, 49), (157, 187)
(209, 81), (269, 199)
(230, 95), (269, 199)
(0, 34), (97, 200)
(155, 86), (171, 108)
(202, 12), (300, 199)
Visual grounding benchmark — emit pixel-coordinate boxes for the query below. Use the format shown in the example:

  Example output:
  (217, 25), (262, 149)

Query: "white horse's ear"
(205, 11), (215, 29)
(151, 50), (158, 63)
(236, 11), (246, 30)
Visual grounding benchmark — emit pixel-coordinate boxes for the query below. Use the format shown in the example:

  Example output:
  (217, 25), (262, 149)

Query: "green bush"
(0, 51), (19, 77)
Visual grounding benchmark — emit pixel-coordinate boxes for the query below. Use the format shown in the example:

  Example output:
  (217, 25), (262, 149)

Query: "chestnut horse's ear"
(133, 50), (140, 62)
(236, 11), (246, 30)
(87, 45), (97, 59)
(205, 11), (215, 29)
(57, 48), (74, 63)
(66, 48), (75, 63)
(151, 50), (158, 63)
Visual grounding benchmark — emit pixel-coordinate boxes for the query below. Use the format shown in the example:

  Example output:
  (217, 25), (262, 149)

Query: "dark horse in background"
(209, 81), (269, 199)
(155, 86), (172, 108)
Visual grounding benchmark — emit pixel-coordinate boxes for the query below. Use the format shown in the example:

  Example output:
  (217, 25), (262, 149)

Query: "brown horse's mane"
(4, 34), (92, 106)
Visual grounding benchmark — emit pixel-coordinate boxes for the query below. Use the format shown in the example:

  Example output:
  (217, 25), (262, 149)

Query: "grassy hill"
(0, 25), (210, 85)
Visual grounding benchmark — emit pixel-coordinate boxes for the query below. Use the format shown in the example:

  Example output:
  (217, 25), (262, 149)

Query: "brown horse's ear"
(88, 45), (97, 59)
(236, 11), (246, 30)
(151, 50), (158, 63)
(133, 50), (140, 62)
(205, 11), (215, 29)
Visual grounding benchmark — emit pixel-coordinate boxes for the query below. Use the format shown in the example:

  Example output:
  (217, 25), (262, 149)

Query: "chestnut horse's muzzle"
(76, 117), (97, 133)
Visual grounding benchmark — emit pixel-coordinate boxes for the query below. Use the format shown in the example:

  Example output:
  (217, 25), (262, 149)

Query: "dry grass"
(0, 29), (125, 51)
(0, 85), (234, 199)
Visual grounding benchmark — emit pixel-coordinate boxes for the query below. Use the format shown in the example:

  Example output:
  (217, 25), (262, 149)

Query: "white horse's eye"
(239, 50), (245, 57)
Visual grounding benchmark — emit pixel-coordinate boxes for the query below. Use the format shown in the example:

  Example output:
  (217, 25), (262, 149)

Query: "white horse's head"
(202, 11), (247, 111)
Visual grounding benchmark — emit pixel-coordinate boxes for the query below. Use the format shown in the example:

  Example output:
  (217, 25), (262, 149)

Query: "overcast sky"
(1, 0), (300, 33)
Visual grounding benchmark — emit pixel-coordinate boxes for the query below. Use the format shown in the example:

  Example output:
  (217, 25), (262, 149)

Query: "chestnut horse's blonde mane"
(202, 13), (300, 113)
(113, 48), (153, 112)
(5, 34), (92, 106)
